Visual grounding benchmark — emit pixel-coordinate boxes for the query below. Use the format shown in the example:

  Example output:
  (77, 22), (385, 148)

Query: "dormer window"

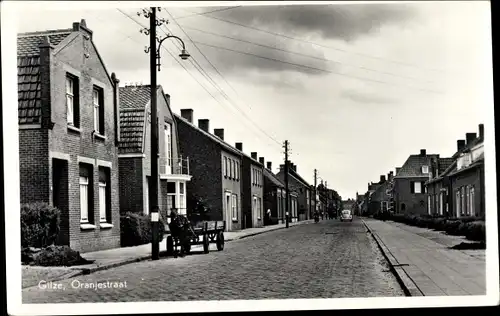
(422, 165), (429, 174)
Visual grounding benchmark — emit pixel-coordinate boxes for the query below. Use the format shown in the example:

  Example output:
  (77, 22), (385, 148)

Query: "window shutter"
(410, 182), (415, 193)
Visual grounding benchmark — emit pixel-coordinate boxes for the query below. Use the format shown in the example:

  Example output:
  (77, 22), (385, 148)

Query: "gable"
(54, 33), (113, 87)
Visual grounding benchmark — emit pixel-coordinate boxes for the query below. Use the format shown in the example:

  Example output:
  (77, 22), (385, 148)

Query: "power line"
(174, 6), (242, 20)
(191, 40), (443, 94)
(160, 11), (282, 146)
(176, 24), (435, 85)
(177, 7), (455, 75)
(116, 9), (226, 110)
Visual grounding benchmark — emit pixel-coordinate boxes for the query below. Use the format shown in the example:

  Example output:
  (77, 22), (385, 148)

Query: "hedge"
(22, 245), (93, 266)
(21, 202), (61, 248)
(120, 212), (165, 247)
(388, 213), (485, 242)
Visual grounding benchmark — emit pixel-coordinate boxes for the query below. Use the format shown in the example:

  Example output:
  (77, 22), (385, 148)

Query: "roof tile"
(17, 30), (72, 125)
(118, 109), (146, 154)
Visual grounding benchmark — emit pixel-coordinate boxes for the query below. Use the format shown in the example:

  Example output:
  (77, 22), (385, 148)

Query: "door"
(225, 192), (231, 231)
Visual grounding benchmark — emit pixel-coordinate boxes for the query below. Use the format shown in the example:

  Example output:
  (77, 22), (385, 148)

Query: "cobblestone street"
(23, 218), (404, 303)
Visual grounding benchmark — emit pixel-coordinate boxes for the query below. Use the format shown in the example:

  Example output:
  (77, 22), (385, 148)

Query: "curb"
(361, 219), (423, 297)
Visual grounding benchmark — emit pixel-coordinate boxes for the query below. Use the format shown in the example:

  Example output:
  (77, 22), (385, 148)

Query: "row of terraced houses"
(355, 124), (485, 219)
(17, 20), (319, 253)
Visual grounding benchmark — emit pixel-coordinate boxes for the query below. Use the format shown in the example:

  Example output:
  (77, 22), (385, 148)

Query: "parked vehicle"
(340, 210), (353, 222)
(167, 215), (225, 257)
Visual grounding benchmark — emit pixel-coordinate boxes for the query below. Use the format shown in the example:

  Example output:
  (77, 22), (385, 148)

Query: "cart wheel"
(216, 231), (225, 251)
(166, 236), (174, 256)
(203, 234), (210, 254)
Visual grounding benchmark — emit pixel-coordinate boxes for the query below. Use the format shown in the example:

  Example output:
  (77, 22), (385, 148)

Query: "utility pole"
(314, 169), (318, 220)
(149, 7), (160, 261)
(325, 181), (328, 219)
(139, 7), (190, 260)
(284, 140), (290, 228)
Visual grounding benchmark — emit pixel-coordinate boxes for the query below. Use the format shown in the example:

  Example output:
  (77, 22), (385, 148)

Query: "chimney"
(111, 72), (120, 143)
(457, 139), (466, 152)
(478, 124), (484, 139)
(466, 133), (477, 145)
(39, 36), (54, 129)
(251, 152), (257, 160)
(180, 109), (193, 123)
(73, 19), (93, 39)
(267, 161), (272, 170)
(198, 119), (209, 132)
(259, 157), (265, 165)
(292, 164), (297, 172)
(235, 142), (243, 151)
(164, 93), (170, 106)
(420, 149), (426, 156)
(380, 175), (386, 183)
(214, 128), (224, 140)
(280, 164), (285, 171)
(396, 167), (401, 175)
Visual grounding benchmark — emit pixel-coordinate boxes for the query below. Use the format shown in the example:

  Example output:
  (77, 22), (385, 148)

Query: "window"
(164, 123), (172, 174)
(413, 182), (422, 194)
(427, 195), (431, 214)
(224, 157), (228, 177)
(422, 165), (429, 174)
(465, 186), (470, 215)
(455, 190), (461, 217)
(80, 176), (89, 222)
(93, 86), (104, 135)
(231, 194), (238, 221)
(229, 159), (233, 179)
(470, 187), (475, 216)
(66, 75), (79, 127)
(235, 161), (239, 180)
(439, 192), (444, 215)
(461, 187), (465, 216)
(179, 182), (185, 211)
(98, 167), (111, 223)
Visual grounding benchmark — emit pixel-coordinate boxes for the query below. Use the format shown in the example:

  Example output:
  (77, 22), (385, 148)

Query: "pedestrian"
(266, 209), (271, 224)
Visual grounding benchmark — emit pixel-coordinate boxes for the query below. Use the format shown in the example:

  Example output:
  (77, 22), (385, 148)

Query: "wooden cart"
(166, 220), (226, 256)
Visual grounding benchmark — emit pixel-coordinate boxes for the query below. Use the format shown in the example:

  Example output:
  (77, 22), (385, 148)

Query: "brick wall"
(175, 117), (223, 225)
(118, 158), (144, 213)
(47, 30), (120, 252)
(394, 177), (429, 215)
(450, 166), (484, 217)
(19, 129), (50, 203)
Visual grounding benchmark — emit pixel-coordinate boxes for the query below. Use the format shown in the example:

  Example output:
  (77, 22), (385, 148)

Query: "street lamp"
(142, 7), (190, 261)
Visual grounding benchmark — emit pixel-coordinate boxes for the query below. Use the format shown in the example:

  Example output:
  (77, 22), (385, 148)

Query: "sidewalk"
(362, 218), (486, 296)
(22, 219), (314, 288)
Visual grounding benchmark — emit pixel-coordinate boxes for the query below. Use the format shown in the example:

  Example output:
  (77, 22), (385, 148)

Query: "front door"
(225, 192), (231, 232)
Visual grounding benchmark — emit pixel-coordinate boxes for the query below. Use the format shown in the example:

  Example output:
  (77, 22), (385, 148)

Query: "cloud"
(204, 4), (418, 42)
(340, 89), (398, 105)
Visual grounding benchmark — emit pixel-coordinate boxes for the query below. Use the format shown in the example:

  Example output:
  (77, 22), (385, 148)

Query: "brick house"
(426, 124), (484, 217)
(363, 181), (382, 216)
(367, 174), (394, 215)
(17, 20), (121, 252)
(234, 144), (264, 229)
(117, 85), (192, 229)
(262, 162), (298, 224)
(276, 162), (311, 222)
(174, 110), (245, 232)
(393, 149), (439, 215)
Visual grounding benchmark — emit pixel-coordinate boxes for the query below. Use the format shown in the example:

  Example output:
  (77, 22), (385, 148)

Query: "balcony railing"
(159, 156), (190, 176)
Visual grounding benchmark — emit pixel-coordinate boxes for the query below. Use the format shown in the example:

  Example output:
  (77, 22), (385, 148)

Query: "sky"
(11, 1), (492, 199)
